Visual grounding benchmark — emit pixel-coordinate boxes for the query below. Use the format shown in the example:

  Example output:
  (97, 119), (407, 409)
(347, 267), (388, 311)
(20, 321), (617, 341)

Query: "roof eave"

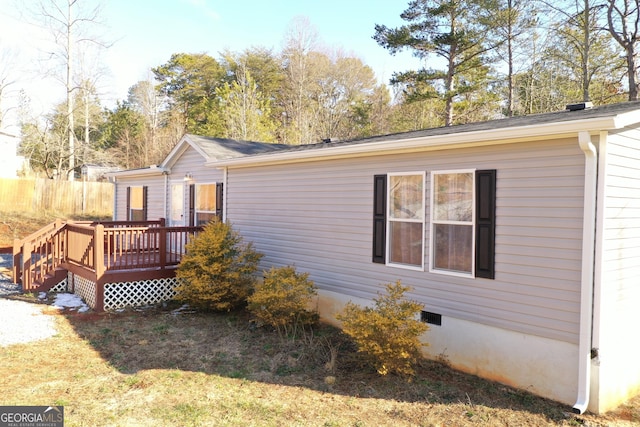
(105, 166), (168, 178)
(160, 134), (211, 169)
(208, 115), (621, 168)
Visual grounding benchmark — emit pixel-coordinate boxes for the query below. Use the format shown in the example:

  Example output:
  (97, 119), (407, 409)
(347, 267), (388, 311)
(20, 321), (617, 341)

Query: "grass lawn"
(1, 300), (638, 427)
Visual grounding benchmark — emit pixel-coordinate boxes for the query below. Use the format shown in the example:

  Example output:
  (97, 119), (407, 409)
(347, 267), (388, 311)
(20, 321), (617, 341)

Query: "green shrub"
(175, 220), (262, 311)
(336, 280), (428, 378)
(247, 266), (318, 337)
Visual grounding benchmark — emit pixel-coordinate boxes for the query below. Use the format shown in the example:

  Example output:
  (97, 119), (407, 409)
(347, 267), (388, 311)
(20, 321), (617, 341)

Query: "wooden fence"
(0, 178), (113, 216)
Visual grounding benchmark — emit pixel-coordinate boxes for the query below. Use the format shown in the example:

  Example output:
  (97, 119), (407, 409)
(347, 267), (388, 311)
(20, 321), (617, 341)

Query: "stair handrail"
(12, 219), (67, 291)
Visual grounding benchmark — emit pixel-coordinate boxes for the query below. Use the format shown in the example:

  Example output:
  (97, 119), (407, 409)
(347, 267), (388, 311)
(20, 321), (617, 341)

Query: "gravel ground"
(0, 253), (20, 296)
(0, 253), (58, 347)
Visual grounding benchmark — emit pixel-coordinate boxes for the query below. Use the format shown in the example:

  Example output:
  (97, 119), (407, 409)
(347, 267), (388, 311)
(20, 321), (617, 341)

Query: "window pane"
(196, 184), (216, 211)
(196, 212), (217, 226)
(389, 222), (423, 267)
(389, 175), (423, 219)
(130, 186), (143, 209)
(434, 173), (473, 221)
(433, 224), (473, 273)
(130, 209), (145, 221)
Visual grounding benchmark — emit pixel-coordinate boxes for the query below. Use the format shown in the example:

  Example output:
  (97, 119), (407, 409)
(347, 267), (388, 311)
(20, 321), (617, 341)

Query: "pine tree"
(374, 0), (500, 126)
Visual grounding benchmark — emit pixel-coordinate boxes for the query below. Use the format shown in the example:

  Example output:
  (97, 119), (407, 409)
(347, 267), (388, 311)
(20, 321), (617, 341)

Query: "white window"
(430, 170), (474, 276)
(387, 172), (425, 270)
(195, 183), (217, 226)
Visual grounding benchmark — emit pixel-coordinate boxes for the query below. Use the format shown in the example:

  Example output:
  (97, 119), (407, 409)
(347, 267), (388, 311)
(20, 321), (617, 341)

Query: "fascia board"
(208, 115), (620, 169)
(611, 110), (640, 129)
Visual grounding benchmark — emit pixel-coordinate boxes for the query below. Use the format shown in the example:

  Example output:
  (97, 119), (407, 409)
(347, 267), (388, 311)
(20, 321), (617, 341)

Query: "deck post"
(94, 224), (106, 312)
(159, 227), (166, 269)
(95, 280), (105, 312)
(94, 224), (105, 279)
(54, 219), (62, 265)
(22, 242), (32, 291)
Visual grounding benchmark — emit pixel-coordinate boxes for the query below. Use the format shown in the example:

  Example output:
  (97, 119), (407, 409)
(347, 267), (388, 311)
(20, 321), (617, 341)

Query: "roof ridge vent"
(566, 102), (593, 111)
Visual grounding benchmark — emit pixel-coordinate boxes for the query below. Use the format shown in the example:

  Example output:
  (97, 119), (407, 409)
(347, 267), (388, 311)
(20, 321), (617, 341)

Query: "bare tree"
(128, 78), (164, 164)
(606, 0), (640, 100)
(281, 16), (320, 144)
(0, 47), (18, 130)
(483, 0), (538, 116)
(29, 0), (109, 180)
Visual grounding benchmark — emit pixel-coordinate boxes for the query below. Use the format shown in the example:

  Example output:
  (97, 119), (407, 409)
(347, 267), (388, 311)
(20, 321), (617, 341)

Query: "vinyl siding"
(113, 175), (165, 221)
(113, 146), (225, 221)
(600, 128), (640, 308)
(226, 138), (585, 343)
(168, 146), (225, 223)
(594, 127), (640, 410)
(168, 146), (224, 184)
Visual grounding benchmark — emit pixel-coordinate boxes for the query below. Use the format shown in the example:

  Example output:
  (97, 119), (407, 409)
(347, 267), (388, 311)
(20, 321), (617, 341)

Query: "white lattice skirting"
(49, 275), (69, 293)
(73, 274), (97, 309)
(63, 273), (178, 311)
(104, 278), (178, 311)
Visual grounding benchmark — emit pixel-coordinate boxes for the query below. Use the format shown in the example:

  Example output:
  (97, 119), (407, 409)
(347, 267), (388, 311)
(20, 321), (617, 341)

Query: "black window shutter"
(373, 174), (387, 263)
(188, 184), (195, 226)
(126, 186), (131, 221)
(215, 183), (224, 220)
(475, 170), (496, 279)
(142, 186), (148, 220)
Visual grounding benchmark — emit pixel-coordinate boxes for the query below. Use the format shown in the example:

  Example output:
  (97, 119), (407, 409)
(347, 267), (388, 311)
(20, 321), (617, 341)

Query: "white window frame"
(386, 171), (426, 271)
(195, 182), (217, 226)
(429, 169), (475, 278)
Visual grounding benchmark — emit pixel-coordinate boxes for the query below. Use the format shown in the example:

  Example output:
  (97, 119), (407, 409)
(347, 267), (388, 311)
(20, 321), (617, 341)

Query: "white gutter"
(573, 130), (599, 414)
(105, 165), (168, 178)
(208, 115), (622, 169)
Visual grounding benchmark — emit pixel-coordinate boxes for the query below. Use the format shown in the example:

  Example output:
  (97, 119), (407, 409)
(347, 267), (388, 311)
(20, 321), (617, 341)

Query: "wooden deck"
(13, 219), (202, 299)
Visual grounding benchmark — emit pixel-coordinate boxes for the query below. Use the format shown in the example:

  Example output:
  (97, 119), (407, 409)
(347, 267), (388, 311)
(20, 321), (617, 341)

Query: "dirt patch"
(0, 210), (112, 248)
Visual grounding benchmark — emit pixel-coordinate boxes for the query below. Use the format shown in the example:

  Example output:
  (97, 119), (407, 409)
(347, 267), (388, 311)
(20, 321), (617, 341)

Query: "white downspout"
(112, 177), (117, 221)
(163, 172), (168, 221)
(573, 130), (598, 414)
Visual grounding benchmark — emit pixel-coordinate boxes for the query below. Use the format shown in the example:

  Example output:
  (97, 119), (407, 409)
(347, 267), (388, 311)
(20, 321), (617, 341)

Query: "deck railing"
(13, 219), (201, 292)
(13, 219), (66, 292)
(103, 226), (201, 271)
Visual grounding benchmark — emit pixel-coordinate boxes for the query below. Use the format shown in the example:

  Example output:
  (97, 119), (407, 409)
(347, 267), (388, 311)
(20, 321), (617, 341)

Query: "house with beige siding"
(109, 102), (640, 414)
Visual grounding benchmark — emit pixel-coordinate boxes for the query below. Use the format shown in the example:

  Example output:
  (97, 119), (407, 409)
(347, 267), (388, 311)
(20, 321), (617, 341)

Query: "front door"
(169, 182), (187, 256)
(170, 182), (185, 226)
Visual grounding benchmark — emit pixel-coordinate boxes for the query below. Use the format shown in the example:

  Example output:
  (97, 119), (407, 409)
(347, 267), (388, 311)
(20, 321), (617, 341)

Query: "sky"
(0, 0), (424, 134)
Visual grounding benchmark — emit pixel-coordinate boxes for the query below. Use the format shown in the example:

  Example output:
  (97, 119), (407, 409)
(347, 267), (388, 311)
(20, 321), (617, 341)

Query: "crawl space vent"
(421, 311), (442, 326)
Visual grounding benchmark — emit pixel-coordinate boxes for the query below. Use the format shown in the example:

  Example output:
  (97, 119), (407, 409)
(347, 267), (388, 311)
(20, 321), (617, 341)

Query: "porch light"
(184, 173), (193, 182)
